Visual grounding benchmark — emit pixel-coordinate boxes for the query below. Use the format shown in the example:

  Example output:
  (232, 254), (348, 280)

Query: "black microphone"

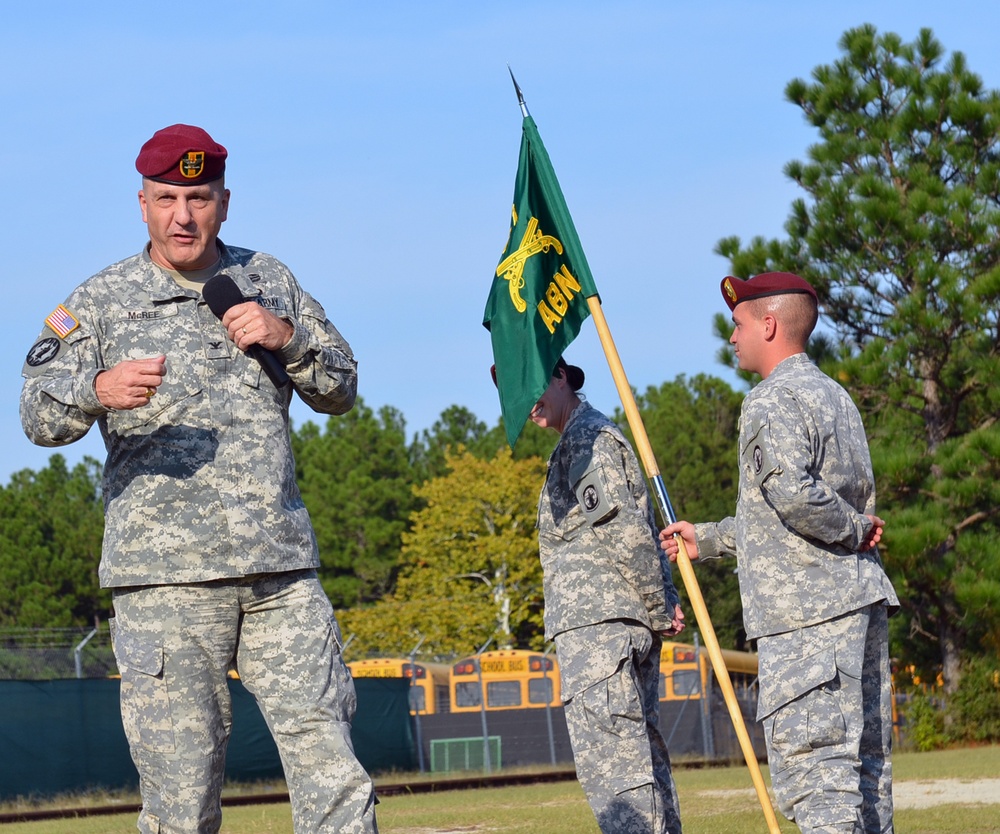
(203, 274), (290, 388)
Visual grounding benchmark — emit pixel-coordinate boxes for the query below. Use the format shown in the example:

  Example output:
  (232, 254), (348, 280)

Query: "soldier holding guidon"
(661, 272), (898, 834)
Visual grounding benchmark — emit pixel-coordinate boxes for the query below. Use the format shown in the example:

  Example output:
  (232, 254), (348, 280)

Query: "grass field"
(3, 745), (999, 833)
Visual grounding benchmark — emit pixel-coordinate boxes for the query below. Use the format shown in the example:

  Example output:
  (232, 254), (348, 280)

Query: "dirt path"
(702, 777), (1000, 810)
(892, 778), (1000, 809)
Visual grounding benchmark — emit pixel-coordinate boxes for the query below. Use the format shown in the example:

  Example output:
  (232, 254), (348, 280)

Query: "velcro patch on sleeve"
(741, 420), (779, 487)
(44, 305), (80, 339)
(574, 466), (619, 526)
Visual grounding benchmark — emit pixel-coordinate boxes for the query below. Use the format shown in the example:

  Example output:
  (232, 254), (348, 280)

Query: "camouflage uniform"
(693, 353), (898, 834)
(21, 243), (377, 834)
(538, 401), (683, 834)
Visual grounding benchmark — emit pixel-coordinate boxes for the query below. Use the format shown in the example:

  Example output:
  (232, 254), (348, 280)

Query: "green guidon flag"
(483, 115), (600, 448)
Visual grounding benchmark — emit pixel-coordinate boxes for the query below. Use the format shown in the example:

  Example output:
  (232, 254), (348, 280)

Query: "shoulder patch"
(44, 305), (80, 339)
(741, 420), (779, 487)
(574, 466), (619, 526)
(26, 337), (62, 367)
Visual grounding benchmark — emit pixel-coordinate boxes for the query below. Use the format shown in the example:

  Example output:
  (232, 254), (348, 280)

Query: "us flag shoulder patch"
(45, 305), (80, 339)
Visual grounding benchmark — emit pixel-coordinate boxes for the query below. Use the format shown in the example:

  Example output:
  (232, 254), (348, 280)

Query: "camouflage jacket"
(537, 401), (681, 640)
(20, 243), (357, 588)
(694, 353), (897, 639)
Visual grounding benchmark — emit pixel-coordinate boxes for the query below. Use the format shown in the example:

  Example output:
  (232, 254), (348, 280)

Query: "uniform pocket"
(569, 642), (644, 738)
(541, 505), (590, 544)
(806, 685), (849, 749)
(105, 373), (203, 435)
(111, 618), (176, 753)
(769, 680), (848, 765)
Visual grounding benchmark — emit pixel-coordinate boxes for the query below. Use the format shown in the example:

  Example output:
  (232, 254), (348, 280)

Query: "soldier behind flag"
(515, 355), (686, 834)
(485, 77), (690, 832)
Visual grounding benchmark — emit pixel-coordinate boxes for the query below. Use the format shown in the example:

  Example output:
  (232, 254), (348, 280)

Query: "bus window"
(455, 681), (482, 708)
(673, 669), (701, 698)
(528, 676), (554, 705)
(659, 672), (668, 700)
(409, 687), (427, 713)
(487, 680), (522, 707)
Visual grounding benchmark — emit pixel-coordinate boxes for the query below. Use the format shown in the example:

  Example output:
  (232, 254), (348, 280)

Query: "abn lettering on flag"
(483, 115), (599, 448)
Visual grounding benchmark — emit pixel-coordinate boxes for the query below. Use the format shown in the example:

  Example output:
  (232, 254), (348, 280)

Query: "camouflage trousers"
(556, 621), (683, 834)
(110, 570), (378, 834)
(760, 604), (893, 834)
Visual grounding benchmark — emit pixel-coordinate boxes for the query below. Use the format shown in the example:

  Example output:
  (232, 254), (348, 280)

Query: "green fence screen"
(0, 677), (412, 800)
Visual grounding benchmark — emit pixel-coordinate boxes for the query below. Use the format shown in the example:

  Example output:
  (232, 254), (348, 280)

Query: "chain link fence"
(0, 625), (116, 680)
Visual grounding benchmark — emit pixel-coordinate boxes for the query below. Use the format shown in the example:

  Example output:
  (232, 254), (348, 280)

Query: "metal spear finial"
(507, 65), (530, 118)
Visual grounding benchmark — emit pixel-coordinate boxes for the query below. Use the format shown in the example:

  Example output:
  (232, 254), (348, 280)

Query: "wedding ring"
(144, 387), (155, 399)
(241, 326), (248, 335)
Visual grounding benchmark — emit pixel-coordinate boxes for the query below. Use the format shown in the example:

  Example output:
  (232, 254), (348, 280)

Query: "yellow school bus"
(659, 642), (758, 702)
(449, 649), (561, 712)
(347, 657), (450, 715)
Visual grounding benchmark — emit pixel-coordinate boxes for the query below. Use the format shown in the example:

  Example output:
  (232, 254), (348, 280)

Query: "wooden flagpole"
(505, 69), (778, 830)
(587, 296), (781, 833)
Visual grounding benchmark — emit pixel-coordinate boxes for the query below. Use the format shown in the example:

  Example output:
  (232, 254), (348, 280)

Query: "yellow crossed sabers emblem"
(496, 216), (564, 313)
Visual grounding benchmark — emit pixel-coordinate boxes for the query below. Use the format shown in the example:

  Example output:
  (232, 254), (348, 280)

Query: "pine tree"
(717, 25), (1000, 692)
(0, 455), (108, 627)
(293, 399), (418, 607)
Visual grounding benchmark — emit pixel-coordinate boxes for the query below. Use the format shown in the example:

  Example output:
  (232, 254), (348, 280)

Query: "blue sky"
(3, 1), (999, 483)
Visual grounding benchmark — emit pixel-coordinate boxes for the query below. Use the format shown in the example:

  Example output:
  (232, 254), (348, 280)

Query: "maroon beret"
(135, 124), (227, 184)
(721, 272), (817, 311)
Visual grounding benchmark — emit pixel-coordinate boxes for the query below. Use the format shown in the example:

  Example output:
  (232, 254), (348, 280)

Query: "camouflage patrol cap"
(721, 272), (817, 311)
(135, 124), (227, 184)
